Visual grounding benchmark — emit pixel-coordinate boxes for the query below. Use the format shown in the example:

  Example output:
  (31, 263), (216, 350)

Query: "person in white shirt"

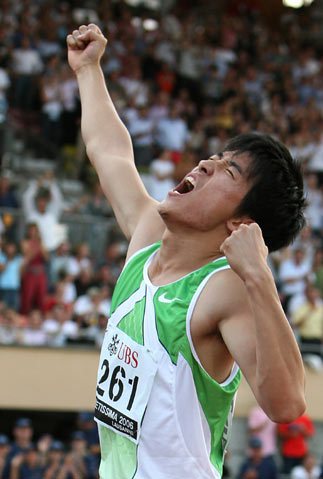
(128, 105), (154, 168)
(278, 248), (312, 315)
(290, 453), (321, 479)
(149, 150), (175, 202)
(73, 286), (110, 319)
(43, 302), (79, 347)
(66, 243), (92, 279)
(304, 173), (323, 237)
(20, 309), (48, 346)
(22, 171), (64, 253)
(11, 35), (44, 111)
(155, 104), (189, 153)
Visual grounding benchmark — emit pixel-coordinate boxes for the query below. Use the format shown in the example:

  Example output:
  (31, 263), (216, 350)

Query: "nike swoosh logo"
(158, 293), (183, 304)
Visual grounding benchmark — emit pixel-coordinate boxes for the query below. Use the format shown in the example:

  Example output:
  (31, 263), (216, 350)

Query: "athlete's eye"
(226, 169), (234, 178)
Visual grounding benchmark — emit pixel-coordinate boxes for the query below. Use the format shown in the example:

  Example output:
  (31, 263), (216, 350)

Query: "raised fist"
(67, 23), (107, 73)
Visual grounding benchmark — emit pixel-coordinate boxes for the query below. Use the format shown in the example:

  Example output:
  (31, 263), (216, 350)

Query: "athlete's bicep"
(219, 310), (257, 394)
(200, 271), (258, 394)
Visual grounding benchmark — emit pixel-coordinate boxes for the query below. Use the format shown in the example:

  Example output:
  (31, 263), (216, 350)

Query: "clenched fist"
(67, 23), (107, 73)
(220, 223), (269, 282)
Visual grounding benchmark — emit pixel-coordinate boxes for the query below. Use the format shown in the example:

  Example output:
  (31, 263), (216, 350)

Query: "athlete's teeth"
(185, 176), (195, 188)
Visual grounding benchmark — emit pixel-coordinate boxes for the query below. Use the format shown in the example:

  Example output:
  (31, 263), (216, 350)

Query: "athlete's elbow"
(268, 397), (306, 424)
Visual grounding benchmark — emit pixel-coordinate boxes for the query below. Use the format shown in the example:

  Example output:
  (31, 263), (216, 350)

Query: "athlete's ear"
(226, 216), (254, 233)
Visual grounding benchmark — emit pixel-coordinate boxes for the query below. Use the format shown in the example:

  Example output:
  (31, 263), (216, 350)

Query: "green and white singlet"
(94, 242), (241, 479)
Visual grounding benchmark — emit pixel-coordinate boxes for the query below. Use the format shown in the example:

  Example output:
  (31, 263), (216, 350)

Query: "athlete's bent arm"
(67, 24), (163, 243)
(219, 223), (305, 423)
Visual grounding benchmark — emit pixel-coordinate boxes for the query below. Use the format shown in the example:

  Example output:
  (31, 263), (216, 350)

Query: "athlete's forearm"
(245, 266), (306, 422)
(74, 62), (155, 240)
(76, 64), (133, 164)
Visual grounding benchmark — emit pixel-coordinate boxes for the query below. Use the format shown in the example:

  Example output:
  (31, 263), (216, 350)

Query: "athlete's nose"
(198, 158), (215, 176)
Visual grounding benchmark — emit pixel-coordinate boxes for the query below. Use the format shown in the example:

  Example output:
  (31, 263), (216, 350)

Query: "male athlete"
(67, 24), (306, 479)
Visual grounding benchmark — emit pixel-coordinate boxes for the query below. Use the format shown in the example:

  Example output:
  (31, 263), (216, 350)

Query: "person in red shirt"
(278, 413), (315, 475)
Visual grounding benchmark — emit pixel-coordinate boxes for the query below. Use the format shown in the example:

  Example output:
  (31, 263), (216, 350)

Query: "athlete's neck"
(148, 229), (225, 286)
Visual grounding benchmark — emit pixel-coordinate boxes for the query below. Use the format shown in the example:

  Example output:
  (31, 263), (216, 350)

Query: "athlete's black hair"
(222, 133), (306, 252)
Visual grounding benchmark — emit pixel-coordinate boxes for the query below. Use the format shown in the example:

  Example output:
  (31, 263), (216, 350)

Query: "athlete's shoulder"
(197, 267), (250, 322)
(122, 200), (165, 260)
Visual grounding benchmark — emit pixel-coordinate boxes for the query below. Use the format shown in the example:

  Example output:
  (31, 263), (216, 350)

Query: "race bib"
(94, 324), (160, 444)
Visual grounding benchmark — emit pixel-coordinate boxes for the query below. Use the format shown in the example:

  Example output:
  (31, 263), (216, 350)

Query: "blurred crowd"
(0, 0), (322, 362)
(0, 413), (100, 479)
(0, 172), (126, 347)
(0, 407), (322, 479)
(0, 1), (322, 477)
(232, 407), (322, 479)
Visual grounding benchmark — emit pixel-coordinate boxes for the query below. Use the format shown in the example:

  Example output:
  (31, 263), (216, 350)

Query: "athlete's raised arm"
(67, 24), (163, 243)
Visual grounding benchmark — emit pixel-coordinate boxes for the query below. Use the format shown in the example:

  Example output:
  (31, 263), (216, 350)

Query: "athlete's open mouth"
(174, 176), (196, 194)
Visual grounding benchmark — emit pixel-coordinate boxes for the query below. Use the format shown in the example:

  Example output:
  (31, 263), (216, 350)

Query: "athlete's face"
(158, 151), (252, 232)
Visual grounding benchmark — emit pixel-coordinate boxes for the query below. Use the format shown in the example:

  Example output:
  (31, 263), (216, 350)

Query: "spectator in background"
(43, 440), (65, 479)
(3, 419), (33, 479)
(44, 302), (78, 347)
(67, 243), (92, 281)
(0, 171), (19, 241)
(50, 241), (71, 286)
(42, 302), (67, 341)
(155, 62), (176, 95)
(0, 171), (19, 209)
(292, 225), (317, 267)
(100, 240), (127, 284)
(127, 104), (155, 168)
(36, 433), (53, 466)
(187, 119), (207, 154)
(148, 90), (170, 126)
(304, 173), (323, 239)
(10, 444), (45, 479)
(155, 104), (189, 161)
(0, 64), (10, 156)
(278, 413), (315, 475)
(73, 286), (110, 328)
(73, 267), (95, 298)
(0, 434), (10, 479)
(0, 240), (22, 310)
(312, 249), (323, 297)
(58, 431), (98, 479)
(58, 66), (79, 148)
(19, 309), (48, 346)
(248, 406), (277, 459)
(149, 149), (175, 202)
(53, 271), (77, 306)
(22, 171), (64, 255)
(236, 437), (279, 479)
(20, 223), (48, 315)
(121, 96), (138, 127)
(177, 38), (201, 99)
(0, 307), (19, 345)
(119, 64), (150, 108)
(291, 283), (323, 370)
(40, 69), (63, 146)
(290, 453), (321, 479)
(76, 412), (100, 457)
(278, 248), (312, 316)
(82, 182), (111, 217)
(86, 313), (108, 348)
(10, 35), (43, 113)
(94, 264), (114, 292)
(56, 453), (82, 479)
